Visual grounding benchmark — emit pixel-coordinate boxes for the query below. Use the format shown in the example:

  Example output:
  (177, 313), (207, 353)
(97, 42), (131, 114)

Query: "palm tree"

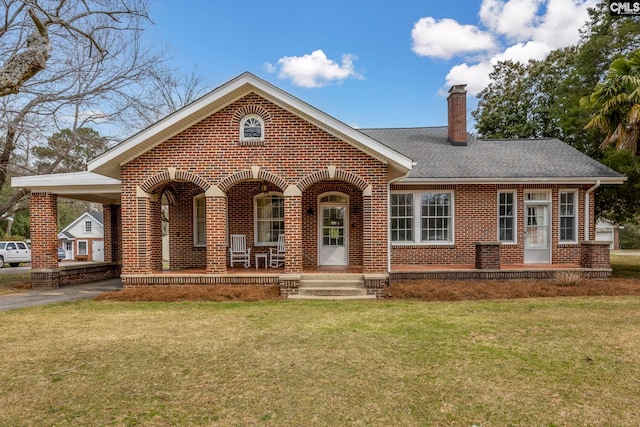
(580, 51), (640, 155)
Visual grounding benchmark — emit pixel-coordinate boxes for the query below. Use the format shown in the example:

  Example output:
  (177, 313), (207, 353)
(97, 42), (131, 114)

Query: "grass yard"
(1, 297), (640, 426)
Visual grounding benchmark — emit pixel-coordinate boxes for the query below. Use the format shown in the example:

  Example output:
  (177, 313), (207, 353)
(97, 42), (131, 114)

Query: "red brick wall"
(391, 184), (591, 266)
(29, 192), (58, 270)
(119, 93), (389, 274)
(102, 204), (122, 263)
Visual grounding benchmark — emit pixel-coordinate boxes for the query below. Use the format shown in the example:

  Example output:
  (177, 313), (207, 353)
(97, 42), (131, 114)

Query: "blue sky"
(148, 0), (596, 130)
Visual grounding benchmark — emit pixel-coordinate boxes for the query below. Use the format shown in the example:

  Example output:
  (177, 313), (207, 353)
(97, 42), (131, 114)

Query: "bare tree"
(0, 0), (208, 221)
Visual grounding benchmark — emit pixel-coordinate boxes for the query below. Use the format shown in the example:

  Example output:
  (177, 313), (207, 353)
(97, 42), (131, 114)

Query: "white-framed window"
(559, 190), (578, 243)
(77, 240), (88, 256)
(65, 241), (73, 251)
(390, 193), (414, 242)
(391, 191), (454, 244)
(240, 115), (264, 141)
(255, 192), (284, 246)
(421, 193), (452, 242)
(498, 191), (517, 243)
(193, 195), (206, 247)
(85, 221), (92, 233)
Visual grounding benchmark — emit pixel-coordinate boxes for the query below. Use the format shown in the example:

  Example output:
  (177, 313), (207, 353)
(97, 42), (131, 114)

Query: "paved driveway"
(0, 265), (30, 274)
(0, 278), (122, 312)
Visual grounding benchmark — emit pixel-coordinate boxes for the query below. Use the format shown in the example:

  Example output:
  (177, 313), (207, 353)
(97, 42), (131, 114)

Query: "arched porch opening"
(137, 171), (208, 273)
(225, 179), (285, 268)
(302, 181), (364, 267)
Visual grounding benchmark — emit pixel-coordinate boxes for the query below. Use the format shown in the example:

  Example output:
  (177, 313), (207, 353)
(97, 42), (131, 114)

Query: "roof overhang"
(88, 72), (414, 180)
(11, 172), (121, 204)
(396, 176), (627, 185)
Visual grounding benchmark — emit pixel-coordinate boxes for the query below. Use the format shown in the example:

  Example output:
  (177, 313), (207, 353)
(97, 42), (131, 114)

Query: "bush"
(551, 270), (586, 286)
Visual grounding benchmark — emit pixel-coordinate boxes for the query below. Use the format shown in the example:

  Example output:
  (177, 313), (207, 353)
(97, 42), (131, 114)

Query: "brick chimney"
(447, 84), (467, 146)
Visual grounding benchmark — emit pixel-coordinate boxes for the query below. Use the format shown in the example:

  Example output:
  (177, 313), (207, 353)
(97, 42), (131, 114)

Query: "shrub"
(551, 270), (586, 286)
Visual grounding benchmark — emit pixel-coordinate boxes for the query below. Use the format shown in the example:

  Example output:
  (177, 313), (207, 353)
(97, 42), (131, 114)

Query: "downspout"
(584, 180), (600, 241)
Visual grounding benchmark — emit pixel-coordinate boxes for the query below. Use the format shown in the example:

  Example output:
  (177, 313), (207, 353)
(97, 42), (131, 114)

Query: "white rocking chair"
(269, 234), (285, 268)
(230, 234), (251, 268)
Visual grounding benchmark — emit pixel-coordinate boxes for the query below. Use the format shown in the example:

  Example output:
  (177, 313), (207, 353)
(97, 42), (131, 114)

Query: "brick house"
(13, 73), (624, 295)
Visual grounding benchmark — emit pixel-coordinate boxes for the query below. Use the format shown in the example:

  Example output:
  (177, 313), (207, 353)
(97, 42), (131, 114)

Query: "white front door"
(524, 203), (551, 263)
(318, 204), (348, 265)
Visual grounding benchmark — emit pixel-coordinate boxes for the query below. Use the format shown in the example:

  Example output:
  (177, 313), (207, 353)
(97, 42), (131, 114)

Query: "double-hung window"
(391, 191), (453, 244)
(498, 192), (516, 243)
(255, 193), (284, 245)
(390, 194), (413, 242)
(559, 191), (577, 243)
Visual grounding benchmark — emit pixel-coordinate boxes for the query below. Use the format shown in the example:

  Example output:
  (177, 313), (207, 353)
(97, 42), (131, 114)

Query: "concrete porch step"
(288, 293), (376, 300)
(288, 273), (375, 300)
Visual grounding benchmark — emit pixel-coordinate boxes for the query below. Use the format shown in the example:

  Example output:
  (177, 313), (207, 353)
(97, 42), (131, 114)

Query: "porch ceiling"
(11, 171), (121, 204)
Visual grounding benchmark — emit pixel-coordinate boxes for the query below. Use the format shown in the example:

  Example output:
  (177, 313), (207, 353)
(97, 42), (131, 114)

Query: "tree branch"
(0, 8), (51, 97)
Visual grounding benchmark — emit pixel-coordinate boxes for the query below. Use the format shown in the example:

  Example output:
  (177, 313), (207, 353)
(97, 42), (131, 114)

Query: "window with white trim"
(391, 191), (454, 244)
(194, 195), (206, 247)
(78, 240), (88, 256)
(240, 115), (264, 141)
(559, 191), (577, 242)
(421, 193), (452, 242)
(390, 193), (413, 242)
(255, 193), (284, 245)
(85, 221), (92, 233)
(498, 192), (516, 243)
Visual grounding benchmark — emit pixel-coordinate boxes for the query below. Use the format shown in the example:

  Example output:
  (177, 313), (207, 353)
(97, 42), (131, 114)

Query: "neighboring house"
(13, 73), (625, 292)
(57, 212), (105, 261)
(595, 219), (623, 250)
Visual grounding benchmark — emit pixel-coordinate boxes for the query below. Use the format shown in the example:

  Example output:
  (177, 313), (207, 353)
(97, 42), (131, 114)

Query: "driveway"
(0, 265), (30, 274)
(0, 278), (122, 312)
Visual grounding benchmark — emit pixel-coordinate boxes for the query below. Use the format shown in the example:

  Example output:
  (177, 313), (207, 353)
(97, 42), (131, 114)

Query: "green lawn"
(1, 297), (639, 426)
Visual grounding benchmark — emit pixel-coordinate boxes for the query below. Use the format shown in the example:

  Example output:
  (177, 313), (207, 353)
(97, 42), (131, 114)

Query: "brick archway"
(297, 167), (370, 193)
(218, 168), (288, 193)
(139, 168), (210, 194)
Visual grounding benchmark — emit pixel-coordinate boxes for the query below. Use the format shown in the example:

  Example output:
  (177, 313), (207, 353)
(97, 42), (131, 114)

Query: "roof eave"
(396, 176), (627, 185)
(87, 72), (413, 179)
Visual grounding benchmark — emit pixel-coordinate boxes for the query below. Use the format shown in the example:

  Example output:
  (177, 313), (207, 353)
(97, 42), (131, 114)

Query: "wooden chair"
(230, 234), (251, 268)
(269, 234), (285, 268)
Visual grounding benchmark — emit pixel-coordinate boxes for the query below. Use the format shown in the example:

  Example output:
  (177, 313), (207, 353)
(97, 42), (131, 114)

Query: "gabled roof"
(88, 72), (414, 180)
(360, 127), (625, 184)
(58, 231), (75, 240)
(59, 211), (104, 234)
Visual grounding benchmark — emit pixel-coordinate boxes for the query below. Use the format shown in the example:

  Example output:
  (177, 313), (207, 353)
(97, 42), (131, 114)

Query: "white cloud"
(415, 0), (596, 95)
(480, 0), (543, 41)
(268, 49), (363, 88)
(533, 0), (597, 48)
(445, 62), (495, 96)
(411, 17), (497, 60)
(263, 62), (276, 73)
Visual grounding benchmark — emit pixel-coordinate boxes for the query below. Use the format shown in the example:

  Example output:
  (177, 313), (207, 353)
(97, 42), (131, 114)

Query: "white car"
(0, 241), (31, 268)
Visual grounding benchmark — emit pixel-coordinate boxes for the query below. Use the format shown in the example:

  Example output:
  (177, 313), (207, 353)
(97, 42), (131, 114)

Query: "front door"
(524, 203), (551, 263)
(318, 194), (348, 265)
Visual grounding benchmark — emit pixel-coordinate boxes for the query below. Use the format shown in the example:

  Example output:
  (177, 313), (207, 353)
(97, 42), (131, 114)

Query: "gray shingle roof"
(359, 127), (624, 181)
